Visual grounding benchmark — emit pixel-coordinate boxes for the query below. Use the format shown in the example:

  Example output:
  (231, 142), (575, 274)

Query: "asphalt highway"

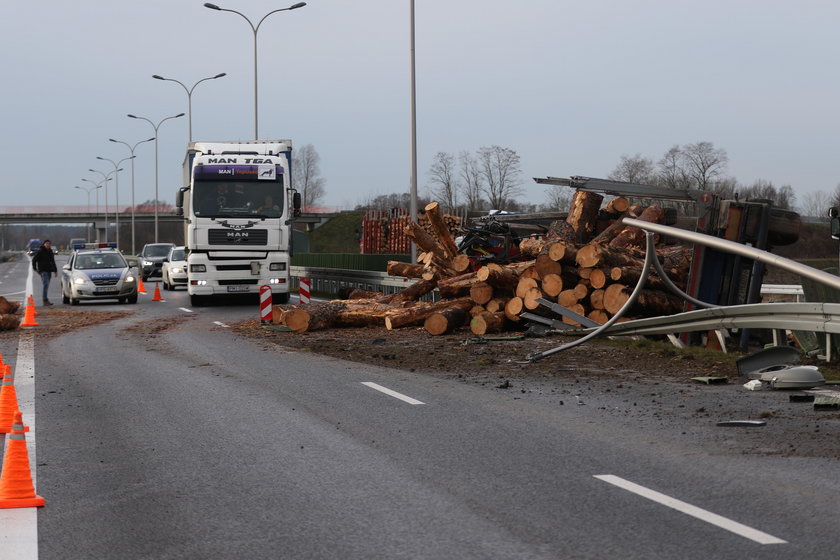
(0, 255), (838, 559)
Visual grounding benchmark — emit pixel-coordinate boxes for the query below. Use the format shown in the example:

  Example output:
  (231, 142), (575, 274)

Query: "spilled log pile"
(274, 196), (694, 336)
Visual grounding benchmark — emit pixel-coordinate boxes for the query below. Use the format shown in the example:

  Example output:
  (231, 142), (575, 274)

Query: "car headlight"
(269, 263), (286, 271)
(143, 260), (154, 266)
(172, 267), (184, 274)
(125, 274), (136, 283)
(73, 277), (86, 285)
(190, 264), (206, 273)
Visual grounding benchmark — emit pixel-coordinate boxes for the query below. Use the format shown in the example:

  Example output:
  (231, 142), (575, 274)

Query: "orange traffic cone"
(27, 295), (38, 315)
(19, 299), (38, 328)
(137, 276), (147, 294)
(0, 411), (45, 509)
(152, 283), (164, 302)
(0, 367), (21, 434)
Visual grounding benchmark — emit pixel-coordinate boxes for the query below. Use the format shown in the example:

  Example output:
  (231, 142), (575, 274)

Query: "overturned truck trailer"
(534, 176), (802, 349)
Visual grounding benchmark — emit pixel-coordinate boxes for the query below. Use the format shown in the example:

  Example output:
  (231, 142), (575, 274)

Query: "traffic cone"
(19, 299), (38, 328)
(152, 283), (164, 302)
(0, 411), (45, 509)
(137, 276), (147, 294)
(27, 295), (38, 315)
(0, 367), (20, 434)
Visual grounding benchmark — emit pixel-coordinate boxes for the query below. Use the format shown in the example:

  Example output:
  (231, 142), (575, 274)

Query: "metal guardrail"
(289, 266), (424, 298)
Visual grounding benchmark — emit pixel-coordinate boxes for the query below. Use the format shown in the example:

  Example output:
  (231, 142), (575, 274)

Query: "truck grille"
(208, 229), (268, 245)
(218, 279), (259, 286)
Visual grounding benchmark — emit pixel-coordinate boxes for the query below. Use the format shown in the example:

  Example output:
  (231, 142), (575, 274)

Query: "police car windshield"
(194, 181), (284, 218)
(76, 253), (126, 269)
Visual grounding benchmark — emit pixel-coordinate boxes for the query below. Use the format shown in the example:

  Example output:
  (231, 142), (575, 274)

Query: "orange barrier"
(137, 277), (147, 294)
(0, 411), (45, 508)
(20, 299), (38, 327)
(152, 283), (164, 302)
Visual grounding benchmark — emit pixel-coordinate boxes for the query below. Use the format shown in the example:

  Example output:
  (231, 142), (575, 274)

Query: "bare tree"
(738, 179), (795, 209)
(541, 187), (573, 213)
(657, 146), (691, 190)
(292, 144), (326, 208)
(458, 150), (485, 212)
(477, 145), (523, 210)
(426, 151), (459, 212)
(681, 141), (728, 190)
(609, 153), (656, 184)
(800, 190), (831, 219)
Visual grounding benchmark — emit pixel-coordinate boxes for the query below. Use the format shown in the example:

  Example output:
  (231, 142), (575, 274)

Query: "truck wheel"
(272, 292), (290, 304)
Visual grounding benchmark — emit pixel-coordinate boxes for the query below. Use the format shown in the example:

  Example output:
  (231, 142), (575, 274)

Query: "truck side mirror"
(175, 187), (188, 216)
(293, 192), (302, 218)
(831, 217), (840, 240)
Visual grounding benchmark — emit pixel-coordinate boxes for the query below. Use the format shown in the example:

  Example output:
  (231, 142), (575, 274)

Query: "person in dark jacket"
(31, 239), (57, 305)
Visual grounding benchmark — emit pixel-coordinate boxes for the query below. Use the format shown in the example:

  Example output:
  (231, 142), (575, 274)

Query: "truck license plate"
(226, 285), (251, 293)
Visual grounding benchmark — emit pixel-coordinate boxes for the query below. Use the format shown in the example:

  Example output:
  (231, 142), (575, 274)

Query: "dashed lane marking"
(594, 475), (786, 545)
(361, 382), (425, 405)
(213, 321), (230, 328)
(179, 307), (193, 313)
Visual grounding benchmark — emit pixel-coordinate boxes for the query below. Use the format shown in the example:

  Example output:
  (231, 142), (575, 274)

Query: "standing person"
(31, 239), (57, 306)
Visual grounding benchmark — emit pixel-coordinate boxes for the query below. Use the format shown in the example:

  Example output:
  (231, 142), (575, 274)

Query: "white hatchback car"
(162, 246), (187, 291)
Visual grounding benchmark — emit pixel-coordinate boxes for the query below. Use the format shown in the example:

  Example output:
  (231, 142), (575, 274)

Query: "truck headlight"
(190, 264), (206, 273)
(269, 263), (286, 271)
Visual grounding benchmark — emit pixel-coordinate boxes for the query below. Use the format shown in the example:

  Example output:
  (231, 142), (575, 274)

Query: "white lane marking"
(361, 382), (425, 405)
(179, 307), (194, 313)
(594, 475), (787, 545)
(213, 321), (230, 328)
(0, 290), (25, 297)
(0, 265), (39, 559)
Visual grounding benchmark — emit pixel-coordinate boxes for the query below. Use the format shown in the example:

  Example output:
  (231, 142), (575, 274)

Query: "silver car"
(162, 246), (187, 290)
(61, 248), (138, 305)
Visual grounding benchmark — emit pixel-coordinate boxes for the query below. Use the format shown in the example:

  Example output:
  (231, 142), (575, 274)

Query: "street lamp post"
(152, 73), (226, 141)
(89, 168), (123, 243)
(409, 0), (418, 262)
(75, 184), (98, 241)
(127, 112), (185, 242)
(203, 2), (306, 140)
(109, 137), (155, 255)
(97, 156), (135, 249)
(80, 178), (108, 242)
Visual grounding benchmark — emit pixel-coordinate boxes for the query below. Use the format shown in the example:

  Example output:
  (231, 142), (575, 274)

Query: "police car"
(60, 245), (138, 305)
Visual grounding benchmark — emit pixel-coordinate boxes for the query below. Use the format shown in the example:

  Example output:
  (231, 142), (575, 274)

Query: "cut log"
(566, 190), (604, 243)
(557, 289), (579, 308)
(519, 236), (549, 258)
(589, 204), (644, 245)
(609, 205), (665, 249)
(470, 305), (486, 317)
(284, 301), (393, 332)
(535, 253), (562, 279)
(518, 221), (577, 257)
(469, 281), (494, 305)
(0, 297), (21, 315)
(504, 297), (524, 321)
(437, 271), (480, 299)
(424, 201), (460, 258)
(610, 266), (683, 291)
(546, 242), (577, 264)
(424, 306), (469, 335)
(515, 277), (539, 299)
(384, 297), (473, 330)
(603, 197), (629, 215)
(603, 284), (684, 316)
(573, 283), (589, 301)
(476, 265), (519, 291)
(485, 297), (510, 313)
(0, 313), (19, 331)
(576, 244), (646, 269)
(271, 305), (287, 325)
(471, 311), (507, 335)
(590, 288), (605, 310)
(345, 288), (383, 300)
(589, 268), (607, 289)
(587, 309), (609, 325)
(451, 254), (472, 273)
(562, 304), (587, 326)
(523, 287), (545, 310)
(541, 273), (564, 297)
(520, 265), (541, 280)
(384, 279), (437, 304)
(386, 260), (425, 279)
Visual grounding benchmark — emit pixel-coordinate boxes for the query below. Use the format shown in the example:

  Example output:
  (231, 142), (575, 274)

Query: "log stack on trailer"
(274, 196), (693, 335)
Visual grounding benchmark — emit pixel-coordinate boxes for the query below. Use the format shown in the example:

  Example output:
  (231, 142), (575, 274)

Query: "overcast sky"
(3, 0), (840, 212)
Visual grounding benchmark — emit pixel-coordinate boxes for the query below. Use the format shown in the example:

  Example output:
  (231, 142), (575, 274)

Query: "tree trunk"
(485, 297), (510, 313)
(424, 201), (460, 258)
(424, 306), (469, 335)
(603, 284), (684, 316)
(535, 253), (562, 279)
(609, 205), (665, 249)
(386, 260), (425, 279)
(541, 273), (564, 297)
(588, 204), (644, 245)
(566, 190), (604, 243)
(546, 242), (577, 264)
(603, 196), (629, 215)
(384, 297), (473, 330)
(470, 311), (507, 335)
(515, 277), (539, 299)
(504, 297), (524, 321)
(469, 281), (494, 305)
(476, 265), (519, 291)
(437, 271), (480, 298)
(383, 279), (437, 304)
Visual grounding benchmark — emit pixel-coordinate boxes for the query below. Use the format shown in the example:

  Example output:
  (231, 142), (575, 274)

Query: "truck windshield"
(193, 164), (285, 218)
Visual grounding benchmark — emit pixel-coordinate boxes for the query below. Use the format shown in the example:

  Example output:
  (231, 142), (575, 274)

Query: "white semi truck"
(176, 140), (300, 306)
